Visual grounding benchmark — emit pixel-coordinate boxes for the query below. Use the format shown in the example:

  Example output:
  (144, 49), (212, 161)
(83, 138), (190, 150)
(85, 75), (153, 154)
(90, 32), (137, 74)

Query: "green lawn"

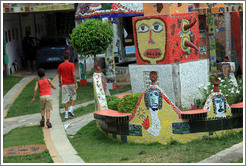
(3, 126), (53, 163)
(110, 85), (131, 96)
(69, 121), (243, 163)
(6, 80), (41, 118)
(3, 75), (22, 96)
(61, 103), (95, 121)
(3, 126), (45, 148)
(59, 82), (94, 108)
(230, 157), (243, 163)
(3, 150), (53, 163)
(59, 83), (131, 108)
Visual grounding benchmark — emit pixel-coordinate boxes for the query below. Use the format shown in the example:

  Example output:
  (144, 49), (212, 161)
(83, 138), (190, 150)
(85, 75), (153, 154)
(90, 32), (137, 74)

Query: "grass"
(69, 120), (243, 163)
(59, 83), (131, 108)
(3, 75), (23, 96)
(59, 82), (94, 108)
(6, 80), (41, 118)
(230, 157), (243, 163)
(3, 126), (45, 148)
(110, 85), (131, 96)
(60, 103), (95, 122)
(3, 126), (53, 163)
(3, 150), (53, 163)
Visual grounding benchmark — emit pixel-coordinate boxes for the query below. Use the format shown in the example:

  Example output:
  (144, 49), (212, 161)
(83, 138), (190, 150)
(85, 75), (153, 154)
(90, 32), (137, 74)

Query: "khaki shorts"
(40, 95), (53, 110)
(62, 84), (77, 104)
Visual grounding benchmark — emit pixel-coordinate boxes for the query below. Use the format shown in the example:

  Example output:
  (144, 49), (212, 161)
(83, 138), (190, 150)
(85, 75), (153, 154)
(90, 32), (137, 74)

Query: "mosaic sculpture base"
(129, 59), (209, 109)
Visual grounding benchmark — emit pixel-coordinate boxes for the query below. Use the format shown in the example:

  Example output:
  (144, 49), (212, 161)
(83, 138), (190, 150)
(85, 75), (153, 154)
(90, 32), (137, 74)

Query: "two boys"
(32, 53), (77, 128)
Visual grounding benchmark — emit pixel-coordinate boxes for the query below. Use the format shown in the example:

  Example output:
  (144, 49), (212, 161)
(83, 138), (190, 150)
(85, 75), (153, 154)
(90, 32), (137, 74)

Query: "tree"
(70, 18), (113, 60)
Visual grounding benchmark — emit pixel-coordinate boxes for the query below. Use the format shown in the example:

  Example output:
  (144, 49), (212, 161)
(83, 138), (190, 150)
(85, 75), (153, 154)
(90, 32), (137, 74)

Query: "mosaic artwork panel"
(105, 44), (116, 89)
(3, 144), (47, 157)
(133, 13), (199, 65)
(93, 73), (108, 110)
(126, 85), (239, 144)
(208, 14), (217, 72)
(203, 92), (231, 118)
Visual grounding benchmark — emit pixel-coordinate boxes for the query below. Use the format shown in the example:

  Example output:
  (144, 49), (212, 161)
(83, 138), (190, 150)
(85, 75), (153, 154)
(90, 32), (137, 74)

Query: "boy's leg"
(40, 109), (45, 127)
(62, 85), (70, 119)
(46, 110), (52, 128)
(68, 84), (77, 116)
(69, 100), (75, 116)
(64, 103), (69, 119)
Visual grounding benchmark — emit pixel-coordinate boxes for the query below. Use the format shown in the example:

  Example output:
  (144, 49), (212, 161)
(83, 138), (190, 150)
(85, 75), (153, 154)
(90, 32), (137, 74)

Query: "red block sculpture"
(133, 13), (199, 65)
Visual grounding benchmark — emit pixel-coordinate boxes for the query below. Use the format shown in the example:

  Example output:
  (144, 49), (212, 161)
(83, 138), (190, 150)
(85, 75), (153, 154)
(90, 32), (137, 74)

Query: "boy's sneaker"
(65, 112), (69, 119)
(68, 106), (74, 116)
(40, 119), (45, 127)
(46, 122), (52, 128)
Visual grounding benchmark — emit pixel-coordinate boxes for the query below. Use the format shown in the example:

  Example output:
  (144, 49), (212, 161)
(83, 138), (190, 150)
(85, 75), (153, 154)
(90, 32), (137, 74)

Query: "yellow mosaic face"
(136, 18), (166, 64)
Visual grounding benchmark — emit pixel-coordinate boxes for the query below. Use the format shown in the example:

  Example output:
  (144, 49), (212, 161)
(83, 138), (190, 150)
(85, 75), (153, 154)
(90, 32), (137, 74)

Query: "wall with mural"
(133, 13), (199, 65)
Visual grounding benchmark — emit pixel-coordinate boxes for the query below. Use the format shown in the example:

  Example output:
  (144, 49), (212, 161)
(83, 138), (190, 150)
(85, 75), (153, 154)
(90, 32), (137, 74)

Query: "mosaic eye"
(152, 22), (163, 33)
(138, 23), (149, 33)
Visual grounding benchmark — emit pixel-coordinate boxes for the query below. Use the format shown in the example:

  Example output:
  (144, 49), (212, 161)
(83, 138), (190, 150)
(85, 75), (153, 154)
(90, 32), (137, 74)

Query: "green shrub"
(70, 19), (113, 57)
(118, 93), (142, 113)
(106, 95), (121, 111)
(199, 75), (243, 105)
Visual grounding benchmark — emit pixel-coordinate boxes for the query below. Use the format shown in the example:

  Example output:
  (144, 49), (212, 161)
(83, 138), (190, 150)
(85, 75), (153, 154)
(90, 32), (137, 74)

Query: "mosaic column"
(208, 14), (217, 72)
(78, 54), (87, 86)
(105, 43), (116, 89)
(224, 12), (232, 58)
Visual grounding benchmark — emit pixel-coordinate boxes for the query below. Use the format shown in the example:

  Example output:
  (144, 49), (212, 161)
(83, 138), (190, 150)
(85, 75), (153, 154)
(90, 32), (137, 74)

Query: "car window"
(40, 38), (65, 47)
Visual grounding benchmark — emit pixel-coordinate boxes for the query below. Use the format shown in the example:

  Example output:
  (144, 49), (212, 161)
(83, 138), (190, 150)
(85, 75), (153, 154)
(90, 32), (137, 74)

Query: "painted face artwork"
(148, 89), (159, 109)
(213, 95), (226, 117)
(135, 18), (166, 64)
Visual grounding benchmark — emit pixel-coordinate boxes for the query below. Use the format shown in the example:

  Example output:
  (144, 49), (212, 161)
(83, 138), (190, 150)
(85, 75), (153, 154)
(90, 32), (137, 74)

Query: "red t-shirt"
(38, 78), (51, 96)
(57, 62), (75, 85)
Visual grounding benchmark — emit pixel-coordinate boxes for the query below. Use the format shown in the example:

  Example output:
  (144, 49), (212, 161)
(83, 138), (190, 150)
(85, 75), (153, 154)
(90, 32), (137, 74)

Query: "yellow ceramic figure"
(126, 85), (238, 145)
(136, 18), (166, 64)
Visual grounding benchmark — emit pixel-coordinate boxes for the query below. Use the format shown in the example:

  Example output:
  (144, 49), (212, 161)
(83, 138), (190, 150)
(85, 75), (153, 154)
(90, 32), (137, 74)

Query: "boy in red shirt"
(57, 53), (78, 119)
(31, 68), (56, 128)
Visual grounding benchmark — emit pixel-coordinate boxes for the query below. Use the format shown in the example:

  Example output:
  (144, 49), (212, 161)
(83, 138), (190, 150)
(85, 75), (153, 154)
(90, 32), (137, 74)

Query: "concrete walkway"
(198, 142), (243, 163)
(48, 79), (84, 163)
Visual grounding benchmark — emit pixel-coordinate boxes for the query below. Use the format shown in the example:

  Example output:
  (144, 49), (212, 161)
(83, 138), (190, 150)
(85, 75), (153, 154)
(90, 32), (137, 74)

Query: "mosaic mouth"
(144, 49), (162, 58)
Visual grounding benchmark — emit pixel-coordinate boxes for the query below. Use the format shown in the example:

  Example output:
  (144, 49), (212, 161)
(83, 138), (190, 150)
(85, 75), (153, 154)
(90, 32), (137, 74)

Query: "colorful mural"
(143, 3), (189, 16)
(133, 13), (199, 65)
(93, 73), (108, 111)
(105, 44), (116, 89)
(94, 71), (242, 144)
(208, 15), (217, 72)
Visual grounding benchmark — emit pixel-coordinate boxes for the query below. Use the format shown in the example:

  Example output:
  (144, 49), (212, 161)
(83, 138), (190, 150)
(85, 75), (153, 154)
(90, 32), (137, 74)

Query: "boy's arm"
(58, 73), (62, 88)
(73, 71), (78, 90)
(48, 79), (56, 89)
(31, 81), (38, 103)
